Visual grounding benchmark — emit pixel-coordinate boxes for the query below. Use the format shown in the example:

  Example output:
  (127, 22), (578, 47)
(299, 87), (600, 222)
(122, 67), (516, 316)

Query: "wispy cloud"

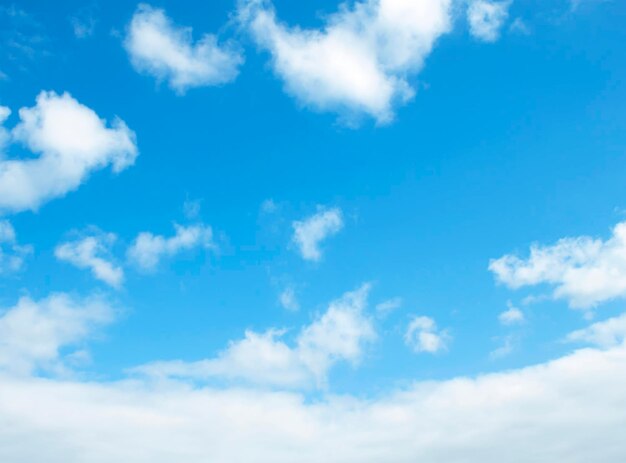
(55, 231), (124, 288)
(127, 223), (215, 271)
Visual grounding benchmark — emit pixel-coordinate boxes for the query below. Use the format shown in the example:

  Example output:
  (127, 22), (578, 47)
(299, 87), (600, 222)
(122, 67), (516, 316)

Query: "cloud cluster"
(0, 294), (115, 376)
(489, 221), (626, 309)
(127, 223), (215, 271)
(125, 4), (243, 93)
(240, 0), (452, 123)
(55, 232), (123, 288)
(133, 285), (375, 388)
(404, 315), (449, 353)
(292, 207), (343, 261)
(0, 91), (137, 214)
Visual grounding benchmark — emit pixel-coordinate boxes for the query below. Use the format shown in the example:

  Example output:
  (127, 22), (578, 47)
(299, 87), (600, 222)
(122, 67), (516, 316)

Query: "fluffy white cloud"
(1, 342), (626, 462)
(404, 315), (449, 354)
(567, 313), (626, 348)
(292, 207), (343, 261)
(125, 4), (243, 93)
(0, 91), (137, 214)
(0, 294), (115, 376)
(279, 287), (299, 311)
(0, 220), (32, 274)
(133, 285), (375, 388)
(127, 223), (215, 271)
(498, 302), (524, 325)
(489, 221), (626, 309)
(240, 0), (452, 123)
(55, 232), (124, 288)
(467, 0), (511, 42)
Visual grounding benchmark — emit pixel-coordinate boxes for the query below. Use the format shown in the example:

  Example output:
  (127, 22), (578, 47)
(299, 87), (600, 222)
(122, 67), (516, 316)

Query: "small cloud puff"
(124, 4), (243, 93)
(404, 315), (449, 354)
(292, 206), (343, 262)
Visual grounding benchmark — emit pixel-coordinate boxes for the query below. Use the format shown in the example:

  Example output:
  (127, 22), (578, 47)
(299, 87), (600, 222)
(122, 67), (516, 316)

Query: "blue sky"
(1, 0), (626, 461)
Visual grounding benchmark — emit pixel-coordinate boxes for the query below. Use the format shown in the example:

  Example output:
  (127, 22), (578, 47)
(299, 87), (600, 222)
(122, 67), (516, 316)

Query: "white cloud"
(125, 4), (243, 93)
(55, 232), (124, 288)
(567, 313), (626, 348)
(2, 343), (626, 461)
(467, 0), (511, 42)
(498, 302), (525, 325)
(375, 297), (403, 316)
(0, 220), (32, 274)
(292, 207), (343, 261)
(0, 105), (10, 150)
(404, 315), (449, 354)
(0, 91), (137, 214)
(489, 221), (626, 309)
(127, 223), (215, 271)
(489, 334), (517, 359)
(134, 285), (375, 388)
(0, 294), (115, 376)
(240, 0), (452, 123)
(279, 287), (299, 311)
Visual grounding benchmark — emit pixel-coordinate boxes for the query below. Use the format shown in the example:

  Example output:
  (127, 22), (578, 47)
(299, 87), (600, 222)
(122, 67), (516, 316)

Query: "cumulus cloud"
(127, 223), (215, 271)
(0, 220), (32, 274)
(567, 313), (626, 348)
(0, 91), (137, 214)
(240, 0), (452, 123)
(125, 4), (243, 93)
(2, 343), (626, 462)
(467, 0), (511, 42)
(55, 232), (123, 288)
(404, 315), (449, 354)
(489, 221), (626, 309)
(0, 294), (115, 376)
(292, 207), (343, 261)
(133, 285), (375, 388)
(498, 301), (525, 325)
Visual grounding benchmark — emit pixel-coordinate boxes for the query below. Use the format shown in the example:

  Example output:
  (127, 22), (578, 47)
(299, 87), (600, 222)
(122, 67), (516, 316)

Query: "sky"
(1, 0), (626, 461)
